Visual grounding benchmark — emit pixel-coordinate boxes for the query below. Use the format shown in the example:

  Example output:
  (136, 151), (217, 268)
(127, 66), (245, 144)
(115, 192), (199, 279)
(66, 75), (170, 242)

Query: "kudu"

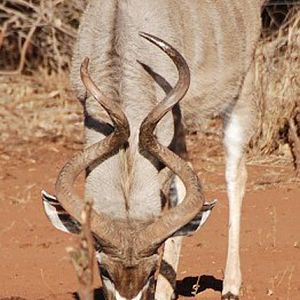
(42, 1), (265, 299)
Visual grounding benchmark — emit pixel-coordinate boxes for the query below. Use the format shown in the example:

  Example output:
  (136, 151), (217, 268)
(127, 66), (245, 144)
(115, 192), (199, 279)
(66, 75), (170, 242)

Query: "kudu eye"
(148, 265), (157, 279)
(100, 266), (114, 282)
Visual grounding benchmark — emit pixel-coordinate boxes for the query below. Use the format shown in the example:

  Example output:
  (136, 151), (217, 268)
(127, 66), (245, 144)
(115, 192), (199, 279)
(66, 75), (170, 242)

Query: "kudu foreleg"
(222, 71), (256, 299)
(155, 176), (186, 300)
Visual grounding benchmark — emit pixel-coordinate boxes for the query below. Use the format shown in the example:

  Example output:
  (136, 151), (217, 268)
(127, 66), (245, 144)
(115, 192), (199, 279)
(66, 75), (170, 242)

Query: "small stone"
(266, 289), (273, 296)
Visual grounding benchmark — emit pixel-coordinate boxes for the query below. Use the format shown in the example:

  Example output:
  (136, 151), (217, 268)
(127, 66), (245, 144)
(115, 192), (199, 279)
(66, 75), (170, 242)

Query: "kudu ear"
(41, 190), (81, 234)
(172, 199), (217, 237)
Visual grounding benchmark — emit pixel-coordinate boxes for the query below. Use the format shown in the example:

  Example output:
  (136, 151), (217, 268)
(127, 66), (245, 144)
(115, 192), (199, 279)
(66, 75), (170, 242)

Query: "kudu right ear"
(172, 199), (217, 237)
(41, 190), (81, 234)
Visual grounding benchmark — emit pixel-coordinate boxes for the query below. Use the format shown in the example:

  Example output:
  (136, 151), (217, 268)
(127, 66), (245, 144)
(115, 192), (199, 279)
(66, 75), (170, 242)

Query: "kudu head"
(42, 32), (215, 300)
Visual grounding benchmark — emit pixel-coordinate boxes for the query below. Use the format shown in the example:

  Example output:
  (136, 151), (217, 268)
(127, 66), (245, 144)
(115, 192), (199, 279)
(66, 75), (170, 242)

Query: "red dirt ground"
(0, 139), (299, 300)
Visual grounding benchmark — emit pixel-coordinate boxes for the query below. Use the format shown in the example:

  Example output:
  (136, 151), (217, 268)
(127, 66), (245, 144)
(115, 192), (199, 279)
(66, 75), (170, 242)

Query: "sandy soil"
(0, 139), (299, 300)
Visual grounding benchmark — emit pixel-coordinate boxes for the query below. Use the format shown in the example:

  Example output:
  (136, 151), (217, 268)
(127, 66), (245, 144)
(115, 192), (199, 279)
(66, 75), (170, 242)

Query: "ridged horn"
(55, 58), (130, 248)
(138, 32), (204, 250)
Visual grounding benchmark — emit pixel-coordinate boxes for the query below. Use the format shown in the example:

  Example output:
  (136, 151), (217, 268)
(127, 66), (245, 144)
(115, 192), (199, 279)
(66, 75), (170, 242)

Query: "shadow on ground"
(72, 274), (222, 299)
(176, 275), (223, 297)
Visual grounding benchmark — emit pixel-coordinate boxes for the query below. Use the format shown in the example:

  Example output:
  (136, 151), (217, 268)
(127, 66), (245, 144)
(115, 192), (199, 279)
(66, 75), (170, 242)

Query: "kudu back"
(43, 1), (264, 299)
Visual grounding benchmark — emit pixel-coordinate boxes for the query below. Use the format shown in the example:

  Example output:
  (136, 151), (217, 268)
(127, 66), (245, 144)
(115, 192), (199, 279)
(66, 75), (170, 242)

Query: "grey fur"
(70, 0), (263, 222)
(64, 1), (265, 298)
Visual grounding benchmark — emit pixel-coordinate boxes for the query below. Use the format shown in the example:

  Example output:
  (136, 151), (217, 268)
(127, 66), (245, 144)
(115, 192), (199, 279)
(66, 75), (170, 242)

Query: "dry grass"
(0, 1), (85, 145)
(252, 6), (300, 159)
(0, 71), (83, 145)
(0, 0), (87, 74)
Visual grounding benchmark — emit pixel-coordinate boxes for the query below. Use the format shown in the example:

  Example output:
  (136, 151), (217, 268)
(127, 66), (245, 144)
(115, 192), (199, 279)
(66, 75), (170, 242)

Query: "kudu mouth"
(55, 32), (204, 252)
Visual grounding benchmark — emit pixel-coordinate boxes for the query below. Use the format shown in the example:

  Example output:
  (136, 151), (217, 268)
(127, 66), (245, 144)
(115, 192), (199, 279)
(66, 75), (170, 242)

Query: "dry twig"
(67, 199), (95, 300)
(0, 0), (88, 73)
(252, 7), (300, 158)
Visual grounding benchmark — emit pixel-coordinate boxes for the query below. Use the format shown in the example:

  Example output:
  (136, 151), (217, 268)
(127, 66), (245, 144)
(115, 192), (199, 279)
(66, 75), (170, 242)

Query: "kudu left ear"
(172, 199), (217, 237)
(41, 190), (81, 234)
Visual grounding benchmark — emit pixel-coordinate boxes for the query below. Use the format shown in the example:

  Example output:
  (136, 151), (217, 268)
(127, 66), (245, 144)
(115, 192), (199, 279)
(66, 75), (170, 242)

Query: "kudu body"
(43, 1), (264, 299)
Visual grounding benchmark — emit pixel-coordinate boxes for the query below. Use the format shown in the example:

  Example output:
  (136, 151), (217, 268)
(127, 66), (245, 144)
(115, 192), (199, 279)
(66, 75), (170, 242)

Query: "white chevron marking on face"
(116, 290), (143, 300)
(102, 276), (145, 300)
(97, 252), (148, 300)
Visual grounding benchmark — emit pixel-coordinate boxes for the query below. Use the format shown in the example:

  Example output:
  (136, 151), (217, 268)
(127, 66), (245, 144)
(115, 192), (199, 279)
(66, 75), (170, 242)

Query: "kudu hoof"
(221, 292), (239, 300)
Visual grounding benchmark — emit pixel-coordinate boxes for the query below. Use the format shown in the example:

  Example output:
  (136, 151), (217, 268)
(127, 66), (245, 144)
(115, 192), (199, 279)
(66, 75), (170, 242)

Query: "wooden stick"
(67, 199), (95, 300)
